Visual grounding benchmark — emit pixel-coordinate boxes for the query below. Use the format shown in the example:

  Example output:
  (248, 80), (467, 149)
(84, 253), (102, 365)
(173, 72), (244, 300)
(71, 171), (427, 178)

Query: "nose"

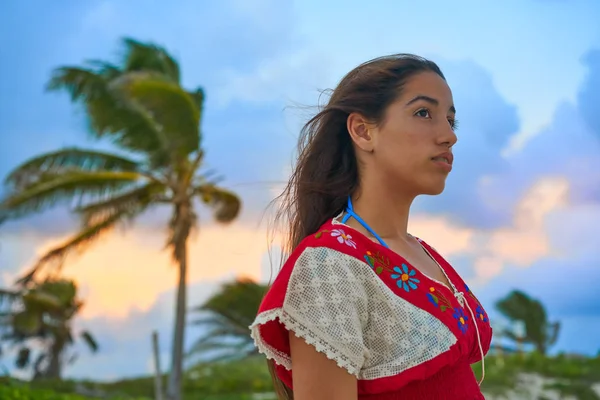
(438, 124), (458, 148)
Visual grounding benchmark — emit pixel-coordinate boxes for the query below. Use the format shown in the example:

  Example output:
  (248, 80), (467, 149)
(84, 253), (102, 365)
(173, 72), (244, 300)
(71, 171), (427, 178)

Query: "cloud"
(409, 176), (566, 285)
(64, 278), (226, 380)
(2, 220), (275, 379)
(61, 226), (268, 319)
(411, 58), (521, 228)
(474, 247), (600, 356)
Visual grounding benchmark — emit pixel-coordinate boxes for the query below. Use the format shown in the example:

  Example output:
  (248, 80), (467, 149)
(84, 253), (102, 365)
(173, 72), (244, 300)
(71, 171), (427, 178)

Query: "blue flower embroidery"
(390, 264), (420, 292)
(476, 305), (488, 323)
(453, 307), (469, 334)
(426, 292), (437, 306)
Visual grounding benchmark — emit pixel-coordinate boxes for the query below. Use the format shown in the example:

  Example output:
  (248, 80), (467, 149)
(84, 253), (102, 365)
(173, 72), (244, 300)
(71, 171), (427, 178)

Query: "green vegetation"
(0, 37), (242, 400)
(1, 357), (274, 399)
(1, 353), (598, 399)
(0, 385), (91, 400)
(495, 290), (561, 355)
(473, 352), (600, 398)
(188, 278), (268, 363)
(0, 279), (97, 379)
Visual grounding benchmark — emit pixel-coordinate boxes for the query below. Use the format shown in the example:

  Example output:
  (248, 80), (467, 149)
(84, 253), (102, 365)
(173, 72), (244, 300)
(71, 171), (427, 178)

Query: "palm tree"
(0, 287), (20, 369)
(0, 279), (97, 379)
(495, 290), (560, 356)
(187, 278), (266, 363)
(0, 38), (241, 400)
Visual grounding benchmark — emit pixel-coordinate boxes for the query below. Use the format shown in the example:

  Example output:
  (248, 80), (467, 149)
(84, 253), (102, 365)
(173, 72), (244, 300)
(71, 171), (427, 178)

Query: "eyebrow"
(406, 95), (456, 114)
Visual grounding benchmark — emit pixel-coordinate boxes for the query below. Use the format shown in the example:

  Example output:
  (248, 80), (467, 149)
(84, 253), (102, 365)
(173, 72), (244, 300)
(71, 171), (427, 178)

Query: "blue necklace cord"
(341, 196), (389, 248)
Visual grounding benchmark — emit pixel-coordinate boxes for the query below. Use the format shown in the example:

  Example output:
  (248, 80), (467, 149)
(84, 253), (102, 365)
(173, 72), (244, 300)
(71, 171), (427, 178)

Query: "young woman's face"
(369, 71), (458, 197)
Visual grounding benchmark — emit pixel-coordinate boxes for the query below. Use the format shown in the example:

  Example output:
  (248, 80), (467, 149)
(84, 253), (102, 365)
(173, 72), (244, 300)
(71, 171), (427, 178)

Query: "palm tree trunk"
(45, 338), (64, 379)
(166, 203), (191, 400)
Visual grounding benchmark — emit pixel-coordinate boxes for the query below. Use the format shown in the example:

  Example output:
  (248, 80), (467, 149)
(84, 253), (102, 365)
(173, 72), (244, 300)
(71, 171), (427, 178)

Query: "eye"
(415, 108), (431, 119)
(449, 118), (459, 130)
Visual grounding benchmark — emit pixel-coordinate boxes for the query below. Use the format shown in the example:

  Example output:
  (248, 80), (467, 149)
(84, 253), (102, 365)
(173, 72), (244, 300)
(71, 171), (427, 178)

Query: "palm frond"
(80, 331), (98, 352)
(15, 347), (31, 368)
(188, 87), (205, 112)
(4, 148), (140, 190)
(187, 339), (256, 363)
(187, 337), (252, 355)
(122, 37), (180, 82)
(18, 205), (141, 284)
(1, 170), (143, 222)
(189, 325), (250, 347)
(85, 59), (122, 80)
(189, 313), (251, 338)
(191, 279), (266, 340)
(47, 66), (108, 103)
(194, 184), (241, 223)
(76, 181), (165, 227)
(21, 290), (63, 312)
(117, 76), (200, 157)
(12, 311), (43, 336)
(47, 67), (172, 167)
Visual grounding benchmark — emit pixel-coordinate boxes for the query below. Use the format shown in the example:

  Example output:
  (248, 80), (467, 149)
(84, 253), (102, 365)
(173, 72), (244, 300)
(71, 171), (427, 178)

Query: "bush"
(5, 353), (598, 399)
(0, 384), (89, 400)
(0, 378), (151, 400)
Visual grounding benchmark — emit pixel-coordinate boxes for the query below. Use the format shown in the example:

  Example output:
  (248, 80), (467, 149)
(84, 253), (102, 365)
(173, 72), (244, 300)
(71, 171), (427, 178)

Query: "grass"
(3, 353), (599, 399)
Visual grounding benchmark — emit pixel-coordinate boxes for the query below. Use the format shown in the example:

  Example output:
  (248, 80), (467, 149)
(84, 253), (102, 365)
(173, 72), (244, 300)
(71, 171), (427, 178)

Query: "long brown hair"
(268, 54), (445, 399)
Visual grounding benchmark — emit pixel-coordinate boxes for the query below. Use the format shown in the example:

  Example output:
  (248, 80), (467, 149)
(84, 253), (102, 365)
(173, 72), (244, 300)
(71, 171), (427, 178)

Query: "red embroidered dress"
(250, 219), (492, 399)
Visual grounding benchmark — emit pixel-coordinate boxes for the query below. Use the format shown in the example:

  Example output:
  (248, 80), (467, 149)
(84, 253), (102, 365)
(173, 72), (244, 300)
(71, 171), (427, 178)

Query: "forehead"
(398, 71), (454, 105)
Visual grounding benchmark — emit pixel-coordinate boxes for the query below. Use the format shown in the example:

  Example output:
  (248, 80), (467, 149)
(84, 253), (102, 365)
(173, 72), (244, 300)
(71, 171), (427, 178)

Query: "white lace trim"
(250, 307), (362, 376)
(250, 246), (458, 381)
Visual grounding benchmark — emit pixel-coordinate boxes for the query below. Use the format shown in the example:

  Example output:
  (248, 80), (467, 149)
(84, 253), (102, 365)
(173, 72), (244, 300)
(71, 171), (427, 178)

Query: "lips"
(431, 151), (453, 165)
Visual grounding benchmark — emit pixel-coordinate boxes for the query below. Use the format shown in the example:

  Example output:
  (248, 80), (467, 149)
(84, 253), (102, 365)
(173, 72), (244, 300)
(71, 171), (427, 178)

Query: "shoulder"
(282, 221), (369, 281)
(300, 221), (363, 255)
(250, 221), (374, 378)
(259, 221), (371, 313)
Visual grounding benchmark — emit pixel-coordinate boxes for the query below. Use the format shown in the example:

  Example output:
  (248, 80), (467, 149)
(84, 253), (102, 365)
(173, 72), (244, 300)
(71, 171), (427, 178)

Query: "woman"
(250, 54), (492, 399)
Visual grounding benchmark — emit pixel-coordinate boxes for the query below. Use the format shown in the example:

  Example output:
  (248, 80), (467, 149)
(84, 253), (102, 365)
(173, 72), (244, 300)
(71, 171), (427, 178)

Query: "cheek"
(375, 118), (431, 172)
(379, 129), (424, 161)
(376, 137), (417, 174)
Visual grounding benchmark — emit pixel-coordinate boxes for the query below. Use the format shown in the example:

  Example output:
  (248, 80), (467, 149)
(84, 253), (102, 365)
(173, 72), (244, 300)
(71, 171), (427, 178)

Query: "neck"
(348, 176), (415, 241)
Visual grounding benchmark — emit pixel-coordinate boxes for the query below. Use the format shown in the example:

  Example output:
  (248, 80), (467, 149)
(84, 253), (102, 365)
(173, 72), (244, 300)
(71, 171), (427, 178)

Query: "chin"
(422, 181), (447, 196)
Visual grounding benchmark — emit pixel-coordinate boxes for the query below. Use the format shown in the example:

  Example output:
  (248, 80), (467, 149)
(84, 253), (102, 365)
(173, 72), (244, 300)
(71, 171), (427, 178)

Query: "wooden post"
(152, 331), (164, 400)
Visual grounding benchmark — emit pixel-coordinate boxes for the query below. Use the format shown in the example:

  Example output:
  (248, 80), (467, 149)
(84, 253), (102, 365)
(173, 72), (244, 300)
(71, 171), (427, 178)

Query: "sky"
(1, 0), (600, 381)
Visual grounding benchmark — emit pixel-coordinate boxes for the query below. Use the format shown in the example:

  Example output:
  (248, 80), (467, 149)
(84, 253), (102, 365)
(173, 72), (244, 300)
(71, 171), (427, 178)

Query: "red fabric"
(254, 219), (492, 399)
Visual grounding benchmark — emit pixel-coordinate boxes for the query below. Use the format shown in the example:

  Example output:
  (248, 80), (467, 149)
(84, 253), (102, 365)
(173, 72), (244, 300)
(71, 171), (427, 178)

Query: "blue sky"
(1, 0), (600, 380)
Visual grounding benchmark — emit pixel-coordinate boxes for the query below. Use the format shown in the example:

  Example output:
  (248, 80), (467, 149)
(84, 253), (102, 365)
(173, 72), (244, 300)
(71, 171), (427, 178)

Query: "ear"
(347, 112), (375, 152)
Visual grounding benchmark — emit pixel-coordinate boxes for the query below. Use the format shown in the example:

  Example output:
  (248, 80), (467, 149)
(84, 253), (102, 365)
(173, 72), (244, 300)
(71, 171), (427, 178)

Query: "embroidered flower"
(364, 251), (374, 268)
(453, 307), (469, 334)
(476, 305), (488, 323)
(427, 291), (437, 306)
(364, 250), (391, 275)
(330, 229), (357, 248)
(427, 287), (452, 312)
(390, 264), (420, 292)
